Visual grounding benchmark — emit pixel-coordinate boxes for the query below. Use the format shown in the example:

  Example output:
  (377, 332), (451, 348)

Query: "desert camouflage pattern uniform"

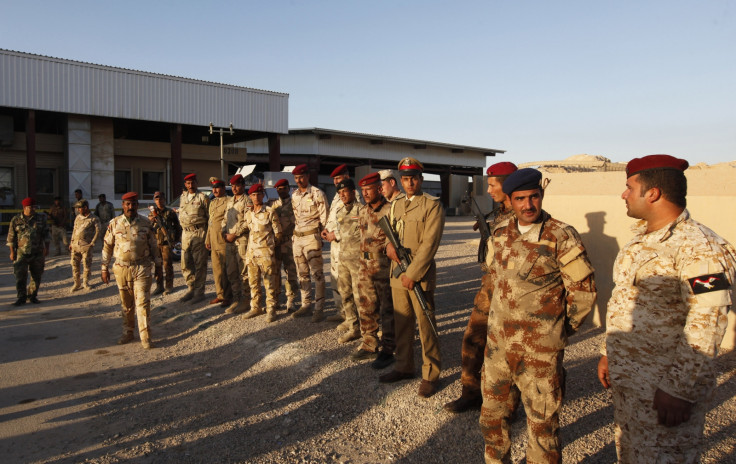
(48, 204), (69, 255)
(459, 206), (515, 399)
(335, 200), (362, 333)
(95, 201), (116, 235)
(178, 190), (209, 295)
(291, 185), (328, 309)
(151, 206), (181, 292)
(222, 194), (251, 306)
(70, 212), (101, 287)
(206, 196), (232, 301)
(102, 214), (162, 343)
(605, 209), (736, 463)
(7, 212), (49, 300)
(273, 196), (299, 306)
(325, 191), (363, 314)
(480, 210), (596, 464)
(388, 192), (445, 382)
(356, 196), (395, 354)
(245, 205), (283, 314)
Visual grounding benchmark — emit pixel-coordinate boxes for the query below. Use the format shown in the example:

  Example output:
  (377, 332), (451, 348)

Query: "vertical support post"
(440, 167), (451, 209)
(170, 124), (182, 199)
(26, 110), (37, 199)
(268, 134), (281, 171)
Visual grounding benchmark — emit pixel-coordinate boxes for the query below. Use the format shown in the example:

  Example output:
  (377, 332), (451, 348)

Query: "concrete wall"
(539, 166), (736, 349)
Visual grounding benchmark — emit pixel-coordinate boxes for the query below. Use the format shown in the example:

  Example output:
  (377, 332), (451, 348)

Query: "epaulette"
(422, 192), (440, 201)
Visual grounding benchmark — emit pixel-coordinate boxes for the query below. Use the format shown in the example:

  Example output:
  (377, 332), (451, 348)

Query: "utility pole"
(209, 122), (234, 181)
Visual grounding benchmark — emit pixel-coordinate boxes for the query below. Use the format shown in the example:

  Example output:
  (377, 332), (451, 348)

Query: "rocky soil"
(1, 217), (735, 463)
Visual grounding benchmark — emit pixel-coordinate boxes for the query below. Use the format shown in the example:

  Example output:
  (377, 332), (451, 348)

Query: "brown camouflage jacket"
(71, 213), (101, 249)
(102, 214), (162, 270)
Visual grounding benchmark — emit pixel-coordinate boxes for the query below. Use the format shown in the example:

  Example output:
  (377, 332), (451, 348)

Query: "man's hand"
(9, 248), (15, 262)
(101, 269), (110, 284)
(386, 243), (399, 263)
(224, 233), (237, 243)
(653, 388), (693, 427)
(205, 243), (211, 250)
(324, 231), (336, 242)
(597, 356), (610, 389)
(320, 229), (330, 240)
(400, 274), (415, 290)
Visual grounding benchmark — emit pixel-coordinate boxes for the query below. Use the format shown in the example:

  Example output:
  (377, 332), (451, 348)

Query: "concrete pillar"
(439, 168), (450, 209)
(25, 110), (37, 199)
(68, 116), (92, 200)
(268, 134), (281, 171)
(90, 118), (114, 205)
(170, 124), (182, 198)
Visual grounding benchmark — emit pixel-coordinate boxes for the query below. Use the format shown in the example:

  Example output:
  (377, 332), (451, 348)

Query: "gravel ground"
(1, 217), (735, 463)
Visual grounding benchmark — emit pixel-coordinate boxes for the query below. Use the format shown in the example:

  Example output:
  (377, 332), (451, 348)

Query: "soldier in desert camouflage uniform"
(598, 155), (736, 464)
(222, 174), (251, 315)
(48, 196), (70, 255)
(149, 191), (181, 295)
(205, 178), (232, 306)
(101, 192), (162, 349)
(69, 199), (101, 291)
(272, 178), (300, 312)
(349, 172), (396, 370)
(7, 197), (49, 306)
(479, 168), (596, 464)
(178, 173), (209, 303)
(445, 162), (518, 413)
(241, 184), (283, 322)
(290, 164), (329, 322)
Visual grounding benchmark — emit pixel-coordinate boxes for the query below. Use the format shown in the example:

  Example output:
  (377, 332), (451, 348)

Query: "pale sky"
(1, 0), (734, 168)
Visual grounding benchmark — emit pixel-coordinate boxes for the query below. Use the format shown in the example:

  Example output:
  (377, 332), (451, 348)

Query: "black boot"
(443, 388), (483, 413)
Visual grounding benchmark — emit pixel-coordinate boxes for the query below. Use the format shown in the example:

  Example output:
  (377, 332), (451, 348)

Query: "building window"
(115, 170), (131, 195)
(142, 171), (163, 195)
(36, 168), (56, 194)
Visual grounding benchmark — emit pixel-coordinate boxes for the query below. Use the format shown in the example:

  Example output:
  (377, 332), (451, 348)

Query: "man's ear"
(645, 187), (662, 203)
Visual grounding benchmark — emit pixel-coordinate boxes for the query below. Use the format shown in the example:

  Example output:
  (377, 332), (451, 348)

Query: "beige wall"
(540, 167), (736, 348)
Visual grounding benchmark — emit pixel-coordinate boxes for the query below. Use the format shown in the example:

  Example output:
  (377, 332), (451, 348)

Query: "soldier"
(291, 164), (329, 322)
(48, 196), (70, 255)
(242, 184), (283, 322)
(222, 174), (251, 314)
(479, 168), (596, 464)
(205, 178), (232, 307)
(272, 178), (300, 312)
(324, 178), (362, 343)
(149, 191), (181, 295)
(69, 199), (101, 291)
(94, 193), (116, 235)
(597, 155), (736, 463)
(379, 169), (402, 202)
(350, 172), (396, 369)
(101, 192), (162, 349)
(445, 162), (518, 413)
(380, 157), (445, 398)
(7, 197), (49, 306)
(178, 173), (209, 303)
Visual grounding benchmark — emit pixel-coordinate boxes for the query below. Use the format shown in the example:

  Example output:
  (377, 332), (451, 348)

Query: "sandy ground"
(1, 217), (735, 463)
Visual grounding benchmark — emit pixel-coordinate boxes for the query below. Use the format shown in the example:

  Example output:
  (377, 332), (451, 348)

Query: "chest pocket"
(515, 248), (558, 284)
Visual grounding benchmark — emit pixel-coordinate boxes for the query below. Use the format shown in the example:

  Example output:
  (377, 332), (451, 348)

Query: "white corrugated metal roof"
(0, 49), (288, 134)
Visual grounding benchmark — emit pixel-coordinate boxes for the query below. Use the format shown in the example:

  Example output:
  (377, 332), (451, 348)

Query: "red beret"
(330, 164), (348, 178)
(274, 179), (289, 188)
(21, 197), (36, 207)
(358, 172), (381, 187)
(486, 161), (517, 177)
(292, 164), (308, 175)
(626, 155), (689, 178)
(121, 192), (138, 201)
(248, 184), (264, 195)
(184, 173), (197, 182)
(229, 174), (244, 185)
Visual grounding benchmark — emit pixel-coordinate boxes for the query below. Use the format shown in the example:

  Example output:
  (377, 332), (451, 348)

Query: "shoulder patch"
(688, 273), (730, 294)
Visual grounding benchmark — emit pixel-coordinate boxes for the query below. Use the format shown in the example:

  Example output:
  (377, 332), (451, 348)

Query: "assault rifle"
(377, 216), (438, 338)
(463, 196), (491, 265)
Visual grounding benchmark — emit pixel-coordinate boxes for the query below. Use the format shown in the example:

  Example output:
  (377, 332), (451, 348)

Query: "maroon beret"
(229, 174), (244, 185)
(292, 164), (308, 175)
(274, 178), (289, 188)
(486, 161), (518, 177)
(358, 172), (381, 187)
(248, 184), (264, 195)
(184, 173), (197, 182)
(121, 192), (138, 201)
(330, 164), (348, 178)
(626, 155), (689, 178)
(21, 197), (36, 207)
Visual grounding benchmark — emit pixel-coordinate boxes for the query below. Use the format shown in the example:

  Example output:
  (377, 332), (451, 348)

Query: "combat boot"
(292, 304), (312, 318)
(226, 299), (249, 314)
(190, 291), (206, 304)
(118, 332), (135, 345)
(338, 329), (361, 343)
(140, 330), (154, 349)
(242, 307), (265, 320)
(266, 311), (277, 323)
(83, 280), (93, 290)
(181, 289), (194, 302)
(163, 285), (173, 295)
(311, 303), (325, 323)
(336, 320), (351, 332)
(326, 312), (345, 323)
(152, 285), (164, 296)
(443, 387), (483, 413)
(71, 278), (82, 292)
(285, 297), (297, 312)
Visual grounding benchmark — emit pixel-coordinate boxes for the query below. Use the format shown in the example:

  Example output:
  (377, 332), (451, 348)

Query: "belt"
(183, 225), (205, 232)
(114, 258), (151, 267)
(362, 252), (382, 260)
(294, 228), (319, 237)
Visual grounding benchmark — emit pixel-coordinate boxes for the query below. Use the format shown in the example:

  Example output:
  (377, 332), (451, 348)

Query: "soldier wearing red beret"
(204, 178), (232, 306)
(221, 173), (252, 315)
(178, 173), (210, 304)
(7, 197), (49, 306)
(272, 177), (300, 312)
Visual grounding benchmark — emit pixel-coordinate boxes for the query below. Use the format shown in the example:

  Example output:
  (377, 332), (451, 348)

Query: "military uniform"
(95, 200), (116, 234)
(335, 197), (362, 341)
(605, 209), (736, 463)
(178, 188), (209, 300)
(48, 203), (70, 255)
(243, 202), (282, 320)
(69, 210), (101, 290)
(291, 183), (328, 320)
(206, 194), (232, 303)
(102, 209), (162, 348)
(222, 193), (251, 313)
(7, 208), (49, 304)
(272, 195), (299, 311)
(480, 210), (596, 464)
(151, 205), (181, 294)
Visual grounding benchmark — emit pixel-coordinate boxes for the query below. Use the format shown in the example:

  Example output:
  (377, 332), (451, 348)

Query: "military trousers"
(210, 242), (232, 301)
(225, 240), (250, 304)
(181, 228), (207, 293)
(461, 272), (493, 394)
(330, 241), (342, 311)
(155, 244), (175, 291)
(391, 282), (440, 382)
(50, 225), (69, 255)
(292, 233), (325, 307)
(276, 239), (299, 300)
(356, 257), (395, 353)
(480, 348), (564, 464)
(337, 254), (361, 332)
(112, 263), (153, 339)
(13, 253), (44, 299)
(70, 245), (93, 285)
(248, 251), (279, 312)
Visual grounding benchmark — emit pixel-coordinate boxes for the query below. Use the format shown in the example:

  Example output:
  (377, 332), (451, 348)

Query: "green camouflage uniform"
(48, 204), (69, 255)
(7, 212), (50, 300)
(70, 212), (101, 288)
(480, 210), (596, 464)
(151, 206), (181, 292)
(178, 190), (209, 296)
(245, 205), (282, 315)
(273, 196), (299, 308)
(335, 200), (362, 335)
